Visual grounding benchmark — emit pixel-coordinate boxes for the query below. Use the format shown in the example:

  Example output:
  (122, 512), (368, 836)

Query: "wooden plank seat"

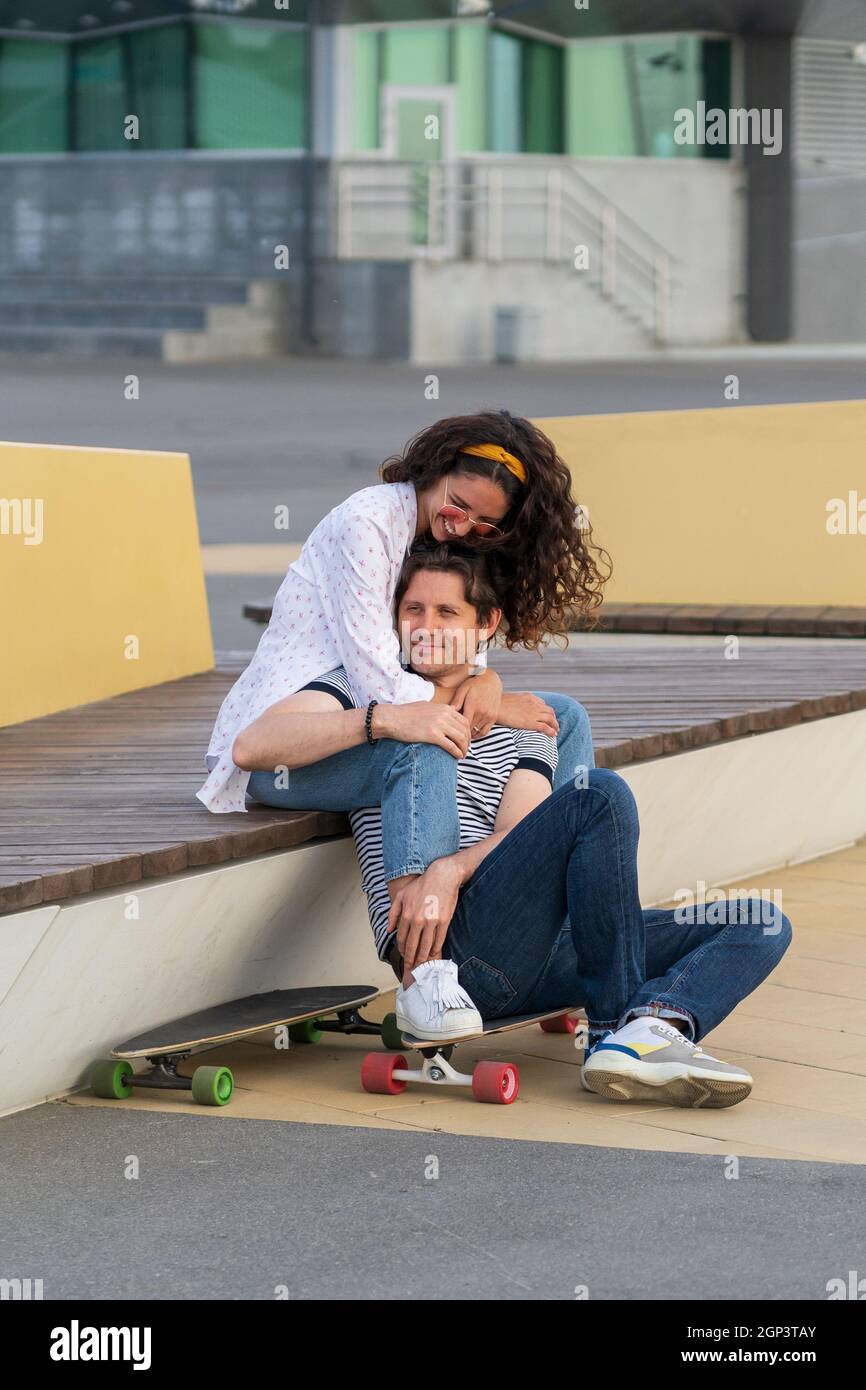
(2, 643), (866, 918)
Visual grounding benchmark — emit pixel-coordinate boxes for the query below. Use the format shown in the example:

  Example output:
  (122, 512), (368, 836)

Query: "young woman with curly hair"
(379, 410), (606, 654)
(198, 408), (610, 961)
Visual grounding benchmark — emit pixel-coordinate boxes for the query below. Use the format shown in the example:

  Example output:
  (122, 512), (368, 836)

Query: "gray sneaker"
(581, 1021), (753, 1109)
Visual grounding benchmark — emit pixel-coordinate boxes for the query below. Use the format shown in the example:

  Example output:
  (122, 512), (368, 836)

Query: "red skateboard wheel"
(471, 1060), (519, 1104)
(539, 1013), (579, 1034)
(361, 1051), (407, 1095)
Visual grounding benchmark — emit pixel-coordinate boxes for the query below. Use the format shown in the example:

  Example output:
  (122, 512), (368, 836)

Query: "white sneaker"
(395, 959), (482, 1041)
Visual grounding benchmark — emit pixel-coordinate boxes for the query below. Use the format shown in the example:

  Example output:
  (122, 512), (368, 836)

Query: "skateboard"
(361, 1007), (586, 1106)
(90, 985), (381, 1108)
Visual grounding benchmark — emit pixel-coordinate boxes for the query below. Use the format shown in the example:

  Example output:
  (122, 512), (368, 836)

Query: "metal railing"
(331, 158), (676, 344)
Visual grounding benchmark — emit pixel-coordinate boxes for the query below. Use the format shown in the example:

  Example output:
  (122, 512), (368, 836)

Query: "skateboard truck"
(132, 1058), (194, 1091)
(361, 1010), (582, 1105)
(402, 1043), (473, 1087)
(90, 1054), (234, 1106)
(292, 1006), (384, 1045)
(362, 1041), (521, 1104)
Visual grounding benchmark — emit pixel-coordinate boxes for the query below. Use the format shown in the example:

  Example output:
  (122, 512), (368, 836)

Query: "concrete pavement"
(2, 1102), (864, 1300)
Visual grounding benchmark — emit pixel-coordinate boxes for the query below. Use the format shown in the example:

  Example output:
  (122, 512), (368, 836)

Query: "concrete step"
(0, 326), (165, 358)
(0, 301), (208, 330)
(163, 327), (288, 363)
(0, 276), (252, 305)
(0, 277), (293, 359)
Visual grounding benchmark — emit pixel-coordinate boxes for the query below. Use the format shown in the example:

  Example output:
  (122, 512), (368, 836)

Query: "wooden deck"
(3, 639), (866, 916)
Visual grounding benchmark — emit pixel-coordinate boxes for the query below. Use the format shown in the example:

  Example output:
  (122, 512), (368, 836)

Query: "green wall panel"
(382, 26), (449, 85)
(0, 39), (67, 152)
(75, 37), (127, 151)
(352, 29), (380, 151)
(454, 21), (486, 153)
(566, 41), (636, 156)
(194, 22), (305, 150)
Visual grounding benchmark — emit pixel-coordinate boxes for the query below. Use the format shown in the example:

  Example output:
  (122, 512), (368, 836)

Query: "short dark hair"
(394, 541), (500, 634)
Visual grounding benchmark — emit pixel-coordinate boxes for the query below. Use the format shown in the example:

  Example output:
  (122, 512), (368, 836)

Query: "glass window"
(193, 21), (306, 150)
(0, 20), (309, 155)
(74, 36), (127, 151)
(127, 24), (187, 150)
(489, 30), (521, 153)
(702, 39), (732, 159)
(0, 39), (67, 153)
(522, 37), (563, 154)
(351, 23), (562, 157)
(352, 24), (457, 156)
(629, 36), (704, 158)
(489, 29), (563, 155)
(566, 36), (732, 159)
(74, 26), (187, 152)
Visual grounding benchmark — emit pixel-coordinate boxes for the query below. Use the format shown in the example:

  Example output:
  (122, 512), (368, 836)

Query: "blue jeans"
(248, 689), (594, 884)
(443, 770), (793, 1042)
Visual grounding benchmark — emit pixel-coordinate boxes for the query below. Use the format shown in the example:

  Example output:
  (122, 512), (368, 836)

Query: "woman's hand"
(497, 691), (559, 738)
(373, 701), (471, 758)
(450, 668), (502, 739)
(388, 858), (463, 973)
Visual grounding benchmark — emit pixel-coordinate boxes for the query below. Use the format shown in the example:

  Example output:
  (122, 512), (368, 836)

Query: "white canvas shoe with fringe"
(395, 959), (482, 1041)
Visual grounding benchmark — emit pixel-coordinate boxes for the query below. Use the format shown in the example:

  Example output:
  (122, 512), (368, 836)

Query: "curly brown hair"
(380, 410), (611, 649)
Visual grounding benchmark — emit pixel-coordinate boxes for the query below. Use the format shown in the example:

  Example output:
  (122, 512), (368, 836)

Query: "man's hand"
(497, 691), (559, 738)
(450, 668), (502, 739)
(388, 857), (463, 973)
(373, 701), (470, 758)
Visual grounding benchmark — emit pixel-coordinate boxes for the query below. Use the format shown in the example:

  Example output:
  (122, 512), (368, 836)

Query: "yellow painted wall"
(538, 400), (866, 606)
(0, 441), (214, 728)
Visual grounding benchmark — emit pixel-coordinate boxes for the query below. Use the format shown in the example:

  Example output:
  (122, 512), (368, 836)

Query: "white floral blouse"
(198, 481), (438, 814)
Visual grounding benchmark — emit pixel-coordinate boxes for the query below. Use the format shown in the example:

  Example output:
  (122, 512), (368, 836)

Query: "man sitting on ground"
(233, 543), (792, 1108)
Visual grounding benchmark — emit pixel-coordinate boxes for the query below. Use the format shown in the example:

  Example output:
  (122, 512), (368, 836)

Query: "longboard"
(401, 1005), (584, 1049)
(362, 1006), (585, 1106)
(91, 985), (381, 1108)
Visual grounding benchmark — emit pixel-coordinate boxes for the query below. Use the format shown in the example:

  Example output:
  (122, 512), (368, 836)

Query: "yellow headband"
(460, 442), (527, 485)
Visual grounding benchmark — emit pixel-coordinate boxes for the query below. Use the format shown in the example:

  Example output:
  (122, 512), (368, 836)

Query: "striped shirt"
(305, 668), (558, 961)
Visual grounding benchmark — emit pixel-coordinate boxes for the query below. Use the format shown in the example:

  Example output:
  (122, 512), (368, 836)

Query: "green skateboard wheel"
(288, 1018), (322, 1044)
(191, 1065), (234, 1106)
(91, 1059), (133, 1100)
(380, 1012), (404, 1051)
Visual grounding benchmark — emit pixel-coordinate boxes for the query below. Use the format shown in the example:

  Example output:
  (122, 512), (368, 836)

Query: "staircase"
(0, 276), (293, 361)
(333, 157), (678, 346)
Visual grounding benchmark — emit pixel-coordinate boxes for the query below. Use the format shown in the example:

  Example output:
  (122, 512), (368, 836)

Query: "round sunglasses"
(438, 477), (506, 539)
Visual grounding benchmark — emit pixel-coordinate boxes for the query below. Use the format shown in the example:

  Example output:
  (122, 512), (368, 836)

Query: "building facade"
(0, 1), (862, 360)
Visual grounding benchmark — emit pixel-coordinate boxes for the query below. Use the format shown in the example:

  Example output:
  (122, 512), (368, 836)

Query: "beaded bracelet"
(365, 699), (379, 745)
